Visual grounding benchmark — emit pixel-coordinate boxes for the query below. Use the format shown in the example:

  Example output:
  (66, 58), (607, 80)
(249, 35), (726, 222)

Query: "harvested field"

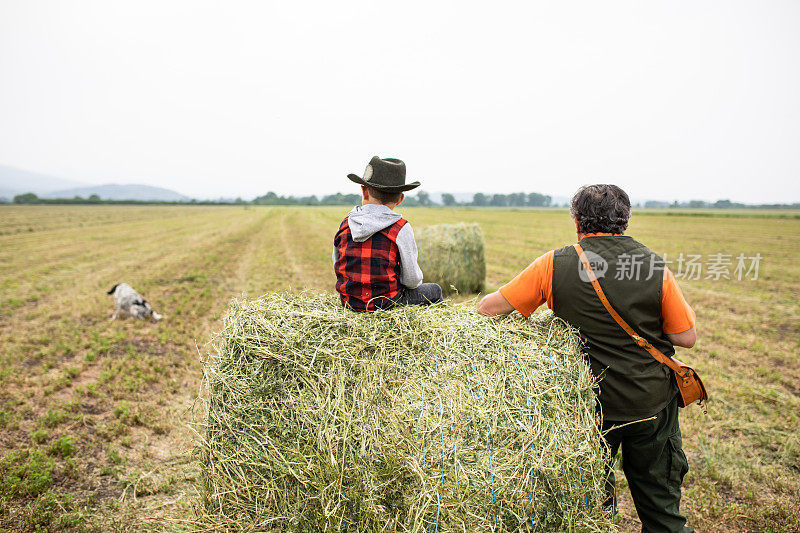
(0, 205), (798, 532)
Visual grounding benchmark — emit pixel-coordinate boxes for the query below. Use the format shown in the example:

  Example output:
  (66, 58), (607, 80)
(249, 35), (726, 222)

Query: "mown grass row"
(0, 206), (276, 530)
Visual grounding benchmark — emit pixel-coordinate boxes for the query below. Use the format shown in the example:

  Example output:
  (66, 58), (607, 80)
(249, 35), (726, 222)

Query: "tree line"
(8, 191), (799, 210)
(251, 191), (553, 207)
(644, 199), (800, 210)
(7, 193), (233, 206)
(7, 191), (555, 207)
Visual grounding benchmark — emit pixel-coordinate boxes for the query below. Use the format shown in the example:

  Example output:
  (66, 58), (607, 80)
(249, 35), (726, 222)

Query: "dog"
(107, 283), (162, 321)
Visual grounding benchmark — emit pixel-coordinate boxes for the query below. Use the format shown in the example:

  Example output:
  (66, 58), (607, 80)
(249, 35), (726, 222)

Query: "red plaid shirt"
(334, 217), (407, 312)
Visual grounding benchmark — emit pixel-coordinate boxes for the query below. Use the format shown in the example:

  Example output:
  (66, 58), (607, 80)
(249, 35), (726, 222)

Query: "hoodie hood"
(347, 204), (401, 242)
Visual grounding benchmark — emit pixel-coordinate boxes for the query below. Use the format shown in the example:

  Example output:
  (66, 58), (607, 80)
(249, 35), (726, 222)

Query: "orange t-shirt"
(498, 244), (696, 335)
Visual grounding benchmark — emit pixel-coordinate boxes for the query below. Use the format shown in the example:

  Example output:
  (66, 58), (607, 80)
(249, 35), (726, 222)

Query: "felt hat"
(347, 156), (420, 192)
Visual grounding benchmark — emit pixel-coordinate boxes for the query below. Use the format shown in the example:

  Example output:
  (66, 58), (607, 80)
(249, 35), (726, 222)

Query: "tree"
(13, 192), (38, 204)
(526, 192), (551, 207)
(490, 194), (507, 207)
(472, 193), (488, 206)
(297, 195), (319, 206)
(88, 194), (101, 203)
(402, 196), (420, 207)
(320, 193), (360, 205)
(507, 192), (526, 207)
(441, 193), (457, 206)
(416, 191), (433, 207)
(253, 191), (280, 205)
(714, 199), (733, 209)
(688, 200), (706, 208)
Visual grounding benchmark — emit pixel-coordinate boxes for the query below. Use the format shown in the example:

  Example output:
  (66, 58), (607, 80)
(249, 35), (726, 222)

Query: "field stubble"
(0, 205), (798, 532)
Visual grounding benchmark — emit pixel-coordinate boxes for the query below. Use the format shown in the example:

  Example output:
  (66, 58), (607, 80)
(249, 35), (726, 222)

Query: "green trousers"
(602, 397), (694, 533)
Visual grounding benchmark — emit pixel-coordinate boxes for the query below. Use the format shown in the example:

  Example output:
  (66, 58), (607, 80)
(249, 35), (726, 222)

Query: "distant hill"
(0, 188), (18, 201)
(42, 184), (191, 202)
(0, 164), (190, 202)
(0, 164), (87, 196)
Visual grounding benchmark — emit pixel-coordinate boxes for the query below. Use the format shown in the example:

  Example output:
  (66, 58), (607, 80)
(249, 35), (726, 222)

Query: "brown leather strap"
(573, 243), (688, 377)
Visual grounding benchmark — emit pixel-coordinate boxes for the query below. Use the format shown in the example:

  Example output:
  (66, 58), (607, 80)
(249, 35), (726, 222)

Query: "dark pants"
(602, 397), (693, 533)
(393, 283), (443, 306)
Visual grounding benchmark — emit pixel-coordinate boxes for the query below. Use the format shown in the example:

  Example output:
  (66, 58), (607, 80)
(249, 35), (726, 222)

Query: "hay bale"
(415, 223), (485, 295)
(196, 292), (613, 532)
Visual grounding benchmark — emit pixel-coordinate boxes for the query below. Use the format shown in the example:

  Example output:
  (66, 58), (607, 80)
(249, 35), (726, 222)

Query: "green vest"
(552, 235), (677, 421)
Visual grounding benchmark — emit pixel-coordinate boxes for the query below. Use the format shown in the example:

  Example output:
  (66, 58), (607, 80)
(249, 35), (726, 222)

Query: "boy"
(333, 156), (443, 312)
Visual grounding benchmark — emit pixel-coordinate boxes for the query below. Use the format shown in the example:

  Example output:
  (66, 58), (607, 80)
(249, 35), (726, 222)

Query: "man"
(479, 184), (696, 532)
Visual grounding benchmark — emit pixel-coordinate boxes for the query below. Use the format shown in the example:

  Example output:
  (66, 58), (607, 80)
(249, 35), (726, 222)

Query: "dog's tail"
(107, 284), (119, 295)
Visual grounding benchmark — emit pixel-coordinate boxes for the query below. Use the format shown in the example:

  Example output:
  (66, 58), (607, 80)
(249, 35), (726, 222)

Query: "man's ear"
(574, 218), (581, 234)
(396, 193), (405, 206)
(361, 186), (370, 202)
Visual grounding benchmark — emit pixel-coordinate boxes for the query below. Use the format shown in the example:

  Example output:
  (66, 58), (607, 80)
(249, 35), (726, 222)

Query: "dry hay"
(415, 223), (485, 296)
(194, 292), (613, 532)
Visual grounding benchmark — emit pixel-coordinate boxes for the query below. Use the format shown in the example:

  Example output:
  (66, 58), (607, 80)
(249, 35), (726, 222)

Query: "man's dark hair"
(570, 184), (631, 234)
(367, 186), (402, 205)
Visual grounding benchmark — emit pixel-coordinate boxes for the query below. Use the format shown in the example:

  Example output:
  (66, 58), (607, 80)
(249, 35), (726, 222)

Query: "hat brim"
(347, 174), (420, 192)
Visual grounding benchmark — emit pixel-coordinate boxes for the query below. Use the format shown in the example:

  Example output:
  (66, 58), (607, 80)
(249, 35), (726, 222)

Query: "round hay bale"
(415, 223), (485, 296)
(196, 292), (613, 532)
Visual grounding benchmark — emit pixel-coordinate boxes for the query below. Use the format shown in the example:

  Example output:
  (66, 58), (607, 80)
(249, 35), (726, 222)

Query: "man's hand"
(667, 326), (696, 348)
(478, 291), (515, 317)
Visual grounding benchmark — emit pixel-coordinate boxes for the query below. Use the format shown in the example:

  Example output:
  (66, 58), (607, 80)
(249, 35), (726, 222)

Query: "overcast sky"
(1, 1), (798, 202)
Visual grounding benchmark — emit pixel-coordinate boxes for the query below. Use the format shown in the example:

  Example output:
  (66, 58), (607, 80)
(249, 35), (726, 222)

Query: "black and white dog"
(107, 283), (163, 321)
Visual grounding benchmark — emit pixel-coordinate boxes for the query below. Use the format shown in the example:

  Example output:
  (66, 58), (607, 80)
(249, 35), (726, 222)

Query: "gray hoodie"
(332, 204), (423, 289)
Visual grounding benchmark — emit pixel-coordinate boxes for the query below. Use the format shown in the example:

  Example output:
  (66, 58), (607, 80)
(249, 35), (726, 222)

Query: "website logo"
(578, 251), (608, 282)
